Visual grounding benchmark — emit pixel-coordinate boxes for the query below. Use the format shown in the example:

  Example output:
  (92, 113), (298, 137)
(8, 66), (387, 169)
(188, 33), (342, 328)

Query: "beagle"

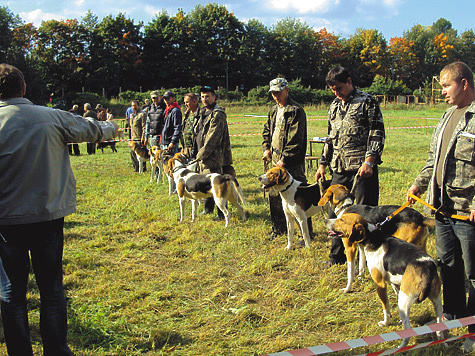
(128, 141), (150, 173)
(148, 146), (165, 184)
(258, 166), (323, 249)
(318, 184), (434, 293)
(327, 213), (445, 348)
(168, 155), (246, 227)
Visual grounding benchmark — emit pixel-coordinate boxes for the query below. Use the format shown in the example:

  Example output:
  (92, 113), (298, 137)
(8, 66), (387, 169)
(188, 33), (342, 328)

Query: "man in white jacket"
(0, 63), (118, 356)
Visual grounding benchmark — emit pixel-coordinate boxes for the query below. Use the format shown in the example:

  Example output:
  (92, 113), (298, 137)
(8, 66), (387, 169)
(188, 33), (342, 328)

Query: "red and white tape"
(262, 316), (475, 356)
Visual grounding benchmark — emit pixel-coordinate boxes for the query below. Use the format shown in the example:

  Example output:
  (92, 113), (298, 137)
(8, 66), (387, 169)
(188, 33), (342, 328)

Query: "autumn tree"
(387, 37), (419, 88)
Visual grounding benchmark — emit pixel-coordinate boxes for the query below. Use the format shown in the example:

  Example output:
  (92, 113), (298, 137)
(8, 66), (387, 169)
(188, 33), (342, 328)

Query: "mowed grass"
(0, 103), (469, 355)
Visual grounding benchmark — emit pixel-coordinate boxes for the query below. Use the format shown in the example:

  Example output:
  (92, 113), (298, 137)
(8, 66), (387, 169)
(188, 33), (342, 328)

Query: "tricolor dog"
(168, 155), (246, 227)
(318, 184), (434, 293)
(327, 213), (445, 348)
(148, 146), (165, 184)
(258, 166), (323, 249)
(128, 141), (150, 173)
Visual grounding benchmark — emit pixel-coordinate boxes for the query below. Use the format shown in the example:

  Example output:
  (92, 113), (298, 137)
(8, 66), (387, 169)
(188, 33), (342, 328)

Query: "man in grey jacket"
(0, 63), (118, 356)
(407, 61), (475, 353)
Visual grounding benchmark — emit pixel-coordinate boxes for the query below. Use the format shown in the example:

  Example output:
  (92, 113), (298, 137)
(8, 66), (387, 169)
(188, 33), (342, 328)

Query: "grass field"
(2, 104), (471, 355)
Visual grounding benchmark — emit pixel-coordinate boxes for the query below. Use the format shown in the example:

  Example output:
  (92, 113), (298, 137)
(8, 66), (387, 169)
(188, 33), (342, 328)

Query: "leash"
(376, 200), (412, 229)
(408, 193), (471, 221)
(263, 160), (269, 199)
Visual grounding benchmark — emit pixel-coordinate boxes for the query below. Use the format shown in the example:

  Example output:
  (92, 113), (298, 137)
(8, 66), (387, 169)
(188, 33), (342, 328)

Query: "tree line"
(1, 4), (474, 104)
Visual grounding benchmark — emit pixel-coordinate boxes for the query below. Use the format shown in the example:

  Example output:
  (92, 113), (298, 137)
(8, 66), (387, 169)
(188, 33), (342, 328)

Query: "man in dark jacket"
(262, 78), (310, 240)
(160, 91), (182, 153)
(145, 91), (165, 147)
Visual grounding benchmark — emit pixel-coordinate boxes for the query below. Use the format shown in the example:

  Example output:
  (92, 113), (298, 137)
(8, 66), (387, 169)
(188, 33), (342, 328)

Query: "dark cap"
(200, 86), (215, 94)
(162, 90), (175, 99)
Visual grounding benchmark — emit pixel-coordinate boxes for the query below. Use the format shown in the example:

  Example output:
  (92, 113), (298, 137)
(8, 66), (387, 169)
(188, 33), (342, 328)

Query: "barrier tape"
(262, 316), (475, 356)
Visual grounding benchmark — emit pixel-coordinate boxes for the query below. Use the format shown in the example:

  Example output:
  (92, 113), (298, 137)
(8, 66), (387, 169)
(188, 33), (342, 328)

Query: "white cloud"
(268, 0), (339, 14)
(75, 0), (85, 6)
(20, 9), (65, 26)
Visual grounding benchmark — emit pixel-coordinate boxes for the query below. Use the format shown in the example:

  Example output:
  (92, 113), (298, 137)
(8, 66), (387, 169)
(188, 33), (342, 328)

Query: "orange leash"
(408, 192), (470, 221)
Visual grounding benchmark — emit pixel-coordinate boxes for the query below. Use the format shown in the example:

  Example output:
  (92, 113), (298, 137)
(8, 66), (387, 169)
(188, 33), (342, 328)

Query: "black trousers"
(329, 167), (379, 263)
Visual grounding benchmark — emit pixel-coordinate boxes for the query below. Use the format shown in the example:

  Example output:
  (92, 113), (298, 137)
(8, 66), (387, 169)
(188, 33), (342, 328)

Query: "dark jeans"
(0, 219), (74, 356)
(435, 214), (475, 331)
(329, 167), (379, 263)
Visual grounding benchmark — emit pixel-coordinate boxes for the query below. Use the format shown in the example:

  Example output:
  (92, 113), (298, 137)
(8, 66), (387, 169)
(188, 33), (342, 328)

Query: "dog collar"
(280, 177), (294, 193)
(334, 198), (354, 217)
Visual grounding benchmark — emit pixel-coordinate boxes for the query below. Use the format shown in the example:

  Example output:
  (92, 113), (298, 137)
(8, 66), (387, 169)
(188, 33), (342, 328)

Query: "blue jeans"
(435, 214), (475, 331)
(0, 218), (74, 356)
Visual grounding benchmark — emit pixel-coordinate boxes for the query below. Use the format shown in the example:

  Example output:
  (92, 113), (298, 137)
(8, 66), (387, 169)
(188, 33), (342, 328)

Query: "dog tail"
(417, 262), (439, 303)
(223, 174), (246, 206)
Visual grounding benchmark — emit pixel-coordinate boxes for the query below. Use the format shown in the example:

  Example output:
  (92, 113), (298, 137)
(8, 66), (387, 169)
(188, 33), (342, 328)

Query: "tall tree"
(0, 6), (22, 63)
(387, 37), (419, 89)
(344, 28), (387, 87)
(187, 3), (244, 89)
(456, 30), (475, 70)
(88, 13), (143, 95)
(268, 18), (323, 87)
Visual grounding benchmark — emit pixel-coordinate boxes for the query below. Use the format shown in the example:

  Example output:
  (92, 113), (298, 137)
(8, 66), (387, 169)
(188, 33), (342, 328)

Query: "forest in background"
(1, 4), (474, 104)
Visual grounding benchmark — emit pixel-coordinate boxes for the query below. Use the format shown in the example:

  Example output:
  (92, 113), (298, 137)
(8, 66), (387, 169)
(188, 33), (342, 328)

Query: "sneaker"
(463, 336), (475, 354)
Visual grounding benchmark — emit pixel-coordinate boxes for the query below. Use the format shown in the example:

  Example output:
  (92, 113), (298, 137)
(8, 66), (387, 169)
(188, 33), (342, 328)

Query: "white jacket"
(0, 98), (117, 224)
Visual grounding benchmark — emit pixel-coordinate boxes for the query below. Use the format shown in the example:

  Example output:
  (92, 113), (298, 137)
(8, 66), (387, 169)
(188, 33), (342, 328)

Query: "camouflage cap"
(269, 78), (288, 92)
(150, 90), (160, 98)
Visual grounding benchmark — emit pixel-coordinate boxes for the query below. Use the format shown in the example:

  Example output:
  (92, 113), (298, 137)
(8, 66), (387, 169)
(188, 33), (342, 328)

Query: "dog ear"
(318, 189), (331, 206)
(277, 167), (289, 185)
(349, 223), (365, 243)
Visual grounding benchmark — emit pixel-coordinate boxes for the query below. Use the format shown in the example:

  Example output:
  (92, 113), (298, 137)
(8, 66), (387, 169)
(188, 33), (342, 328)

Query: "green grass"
(1, 103), (469, 355)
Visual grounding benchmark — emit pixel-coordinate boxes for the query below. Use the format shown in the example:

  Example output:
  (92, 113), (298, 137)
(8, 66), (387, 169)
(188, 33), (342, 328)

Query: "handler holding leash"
(315, 66), (385, 266)
(262, 78), (311, 240)
(407, 61), (475, 353)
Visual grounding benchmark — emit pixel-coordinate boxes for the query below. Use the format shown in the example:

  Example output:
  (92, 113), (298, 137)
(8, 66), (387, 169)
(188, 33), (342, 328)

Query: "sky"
(3, 0), (474, 40)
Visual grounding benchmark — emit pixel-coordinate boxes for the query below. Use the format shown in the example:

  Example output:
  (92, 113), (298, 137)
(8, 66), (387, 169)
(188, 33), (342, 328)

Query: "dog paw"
(340, 287), (352, 293)
(378, 320), (389, 327)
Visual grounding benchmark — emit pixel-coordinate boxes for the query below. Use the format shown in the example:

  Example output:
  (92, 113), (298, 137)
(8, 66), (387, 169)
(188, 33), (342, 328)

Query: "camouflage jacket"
(181, 106), (200, 150)
(196, 103), (232, 173)
(319, 89), (385, 172)
(262, 97), (307, 169)
(413, 100), (475, 216)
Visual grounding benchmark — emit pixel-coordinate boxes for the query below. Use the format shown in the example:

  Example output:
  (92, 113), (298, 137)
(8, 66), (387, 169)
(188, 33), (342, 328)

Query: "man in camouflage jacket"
(196, 86), (233, 218)
(407, 62), (475, 352)
(262, 78), (310, 239)
(315, 66), (385, 265)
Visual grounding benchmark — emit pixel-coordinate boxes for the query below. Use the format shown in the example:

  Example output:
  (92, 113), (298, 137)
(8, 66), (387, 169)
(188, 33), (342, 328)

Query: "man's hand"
(358, 162), (373, 178)
(470, 210), (475, 222)
(262, 149), (272, 162)
(276, 160), (285, 168)
(407, 184), (421, 204)
(315, 165), (326, 182)
(168, 142), (175, 150)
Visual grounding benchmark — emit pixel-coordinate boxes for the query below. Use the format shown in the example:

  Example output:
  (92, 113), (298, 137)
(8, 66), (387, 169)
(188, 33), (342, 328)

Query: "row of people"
(263, 63), (475, 353)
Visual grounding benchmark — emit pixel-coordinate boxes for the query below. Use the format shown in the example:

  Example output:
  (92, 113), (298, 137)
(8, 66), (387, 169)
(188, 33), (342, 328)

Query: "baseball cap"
(150, 91), (160, 98)
(200, 86), (215, 94)
(269, 78), (288, 92)
(162, 91), (175, 99)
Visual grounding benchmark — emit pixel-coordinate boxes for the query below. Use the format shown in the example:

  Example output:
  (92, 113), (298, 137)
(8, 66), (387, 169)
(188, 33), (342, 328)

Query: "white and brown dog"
(318, 184), (434, 293)
(168, 155), (246, 227)
(327, 213), (446, 348)
(128, 141), (150, 173)
(148, 146), (166, 184)
(258, 166), (322, 249)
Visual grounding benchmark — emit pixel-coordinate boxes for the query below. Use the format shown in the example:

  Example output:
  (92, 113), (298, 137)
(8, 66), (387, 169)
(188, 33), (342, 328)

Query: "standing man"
(160, 91), (182, 154)
(95, 104), (107, 121)
(83, 103), (98, 154)
(129, 100), (147, 172)
(181, 92), (200, 158)
(315, 66), (385, 266)
(68, 104), (80, 156)
(144, 91), (165, 148)
(195, 86), (233, 219)
(407, 62), (475, 353)
(262, 78), (310, 240)
(0, 63), (118, 356)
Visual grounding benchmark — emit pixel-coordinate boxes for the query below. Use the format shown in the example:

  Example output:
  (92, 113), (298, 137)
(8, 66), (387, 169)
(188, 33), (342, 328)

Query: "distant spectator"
(83, 103), (97, 154)
(142, 99), (151, 112)
(130, 100), (147, 172)
(125, 105), (134, 140)
(106, 108), (114, 121)
(96, 104), (107, 121)
(68, 105), (80, 155)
